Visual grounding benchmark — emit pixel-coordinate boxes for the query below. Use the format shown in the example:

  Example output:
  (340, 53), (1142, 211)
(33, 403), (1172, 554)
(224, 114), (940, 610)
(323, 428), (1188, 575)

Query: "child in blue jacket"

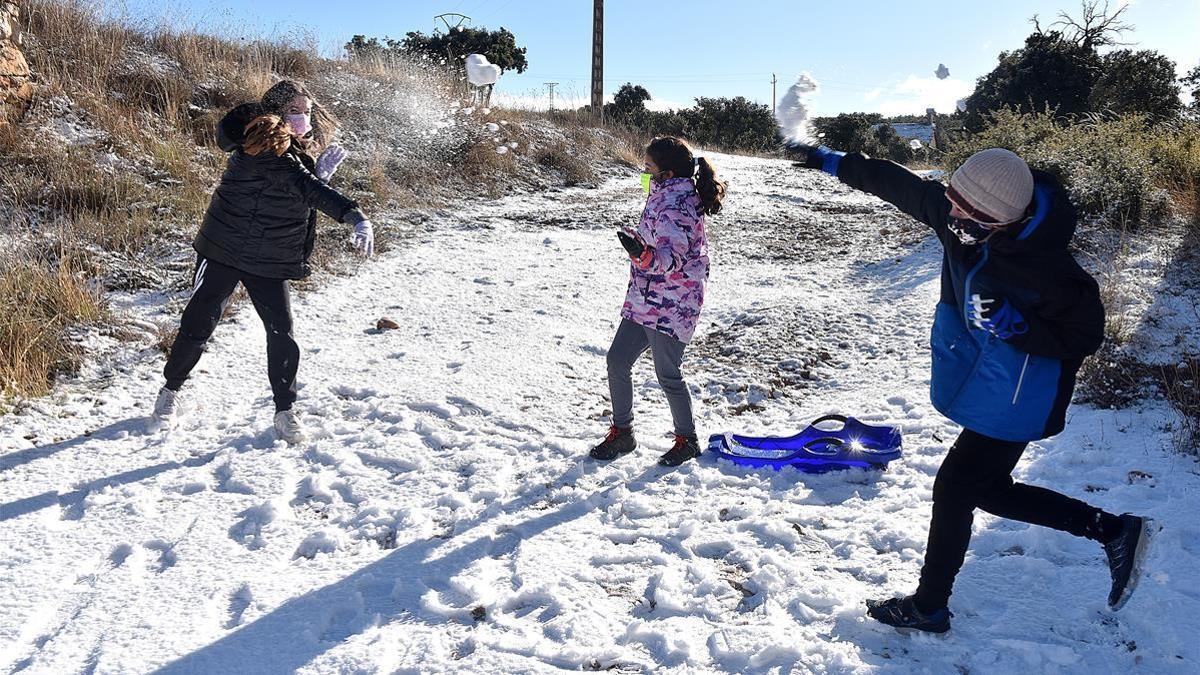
(794, 144), (1154, 633)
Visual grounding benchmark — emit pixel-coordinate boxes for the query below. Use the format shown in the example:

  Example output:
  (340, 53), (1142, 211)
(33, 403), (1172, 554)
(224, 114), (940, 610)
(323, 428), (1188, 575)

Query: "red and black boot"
(590, 425), (637, 460)
(658, 434), (701, 467)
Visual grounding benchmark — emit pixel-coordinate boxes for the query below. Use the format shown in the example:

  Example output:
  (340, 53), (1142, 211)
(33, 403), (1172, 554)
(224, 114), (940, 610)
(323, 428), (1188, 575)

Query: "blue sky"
(118, 0), (1199, 117)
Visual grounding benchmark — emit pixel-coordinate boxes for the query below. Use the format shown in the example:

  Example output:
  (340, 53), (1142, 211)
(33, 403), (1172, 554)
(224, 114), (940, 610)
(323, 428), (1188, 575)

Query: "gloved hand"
(968, 294), (1028, 339)
(784, 141), (820, 168)
(789, 143), (845, 172)
(351, 219), (374, 257)
(617, 230), (644, 257)
(618, 230), (654, 269)
(316, 143), (348, 182)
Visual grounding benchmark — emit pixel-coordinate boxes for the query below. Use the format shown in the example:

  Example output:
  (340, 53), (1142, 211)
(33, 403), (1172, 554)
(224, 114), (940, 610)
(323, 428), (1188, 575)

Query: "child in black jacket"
(154, 81), (372, 443)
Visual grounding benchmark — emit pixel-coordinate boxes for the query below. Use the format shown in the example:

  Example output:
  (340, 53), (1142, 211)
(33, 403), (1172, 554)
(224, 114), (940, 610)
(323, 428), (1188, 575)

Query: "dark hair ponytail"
(645, 136), (727, 216)
(695, 156), (726, 216)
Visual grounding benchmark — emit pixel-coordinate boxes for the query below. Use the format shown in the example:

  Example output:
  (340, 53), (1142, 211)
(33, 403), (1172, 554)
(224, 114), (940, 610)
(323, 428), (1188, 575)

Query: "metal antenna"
(433, 13), (471, 32)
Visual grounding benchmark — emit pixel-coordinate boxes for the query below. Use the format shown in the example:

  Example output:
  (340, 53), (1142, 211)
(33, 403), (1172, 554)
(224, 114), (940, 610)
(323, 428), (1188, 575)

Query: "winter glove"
(316, 144), (348, 182)
(617, 230), (645, 257)
(618, 230), (654, 269)
(790, 144), (845, 175)
(351, 219), (375, 257)
(785, 141), (820, 168)
(631, 246), (654, 270)
(968, 294), (1029, 340)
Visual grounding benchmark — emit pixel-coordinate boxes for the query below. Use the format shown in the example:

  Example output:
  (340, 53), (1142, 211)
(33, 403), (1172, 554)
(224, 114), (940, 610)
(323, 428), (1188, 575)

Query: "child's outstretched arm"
(793, 144), (950, 237)
(270, 153), (366, 225)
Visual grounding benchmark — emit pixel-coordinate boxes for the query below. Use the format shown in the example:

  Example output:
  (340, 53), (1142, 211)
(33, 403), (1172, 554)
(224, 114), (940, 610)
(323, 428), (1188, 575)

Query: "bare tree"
(1050, 0), (1135, 50)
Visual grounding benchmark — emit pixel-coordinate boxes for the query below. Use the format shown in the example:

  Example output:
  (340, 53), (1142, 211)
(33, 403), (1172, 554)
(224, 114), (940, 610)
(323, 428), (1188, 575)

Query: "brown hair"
(258, 80), (339, 154)
(646, 136), (727, 215)
(243, 115), (293, 157)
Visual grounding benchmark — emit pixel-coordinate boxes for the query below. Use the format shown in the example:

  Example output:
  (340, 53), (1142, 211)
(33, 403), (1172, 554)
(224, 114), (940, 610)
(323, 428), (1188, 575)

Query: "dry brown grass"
(0, 249), (106, 398)
(534, 146), (595, 186)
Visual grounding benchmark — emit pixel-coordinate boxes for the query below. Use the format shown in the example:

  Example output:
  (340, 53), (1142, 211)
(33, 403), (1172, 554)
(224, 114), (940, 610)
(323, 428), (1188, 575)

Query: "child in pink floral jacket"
(591, 137), (727, 467)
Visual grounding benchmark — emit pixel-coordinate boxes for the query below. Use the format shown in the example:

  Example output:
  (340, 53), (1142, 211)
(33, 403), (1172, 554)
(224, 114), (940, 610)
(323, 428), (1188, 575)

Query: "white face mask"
(285, 113), (311, 137)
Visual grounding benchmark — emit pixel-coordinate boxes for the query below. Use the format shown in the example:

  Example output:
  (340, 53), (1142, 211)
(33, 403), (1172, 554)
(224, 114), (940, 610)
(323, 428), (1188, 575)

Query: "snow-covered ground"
(2, 154), (1198, 674)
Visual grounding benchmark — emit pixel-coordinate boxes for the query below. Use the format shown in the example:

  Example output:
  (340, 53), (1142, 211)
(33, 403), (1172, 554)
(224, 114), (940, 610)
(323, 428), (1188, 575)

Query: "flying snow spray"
(776, 72), (820, 144)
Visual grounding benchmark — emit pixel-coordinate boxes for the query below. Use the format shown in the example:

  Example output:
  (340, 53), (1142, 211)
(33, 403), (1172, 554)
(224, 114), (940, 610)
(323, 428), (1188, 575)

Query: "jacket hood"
(989, 170), (1077, 255)
(216, 102), (266, 152)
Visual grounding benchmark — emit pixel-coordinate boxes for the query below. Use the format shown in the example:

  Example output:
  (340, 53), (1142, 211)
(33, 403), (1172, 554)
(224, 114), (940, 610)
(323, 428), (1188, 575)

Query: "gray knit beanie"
(949, 148), (1034, 224)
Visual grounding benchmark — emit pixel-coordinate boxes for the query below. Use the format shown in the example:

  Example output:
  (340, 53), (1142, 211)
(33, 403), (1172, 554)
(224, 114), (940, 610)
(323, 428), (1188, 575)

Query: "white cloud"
(867, 75), (974, 116)
(645, 97), (688, 112)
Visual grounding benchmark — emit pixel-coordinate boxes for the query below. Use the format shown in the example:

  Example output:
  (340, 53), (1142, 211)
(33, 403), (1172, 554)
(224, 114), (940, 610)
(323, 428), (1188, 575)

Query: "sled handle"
(802, 436), (846, 455)
(809, 414), (849, 428)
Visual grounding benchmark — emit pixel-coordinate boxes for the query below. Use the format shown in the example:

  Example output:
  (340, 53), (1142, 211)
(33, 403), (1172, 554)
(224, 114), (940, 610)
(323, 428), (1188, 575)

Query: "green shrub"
(943, 109), (1200, 230)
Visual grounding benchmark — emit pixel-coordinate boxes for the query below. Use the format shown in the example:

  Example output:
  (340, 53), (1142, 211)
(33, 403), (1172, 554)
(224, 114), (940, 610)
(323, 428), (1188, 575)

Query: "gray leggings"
(607, 318), (696, 438)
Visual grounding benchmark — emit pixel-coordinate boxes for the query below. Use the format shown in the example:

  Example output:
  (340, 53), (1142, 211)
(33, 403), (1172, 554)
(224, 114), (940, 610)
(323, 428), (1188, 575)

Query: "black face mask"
(947, 216), (999, 245)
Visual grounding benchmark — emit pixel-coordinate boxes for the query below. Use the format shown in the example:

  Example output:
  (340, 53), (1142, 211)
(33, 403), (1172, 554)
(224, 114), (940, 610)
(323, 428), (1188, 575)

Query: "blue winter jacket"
(814, 150), (1105, 441)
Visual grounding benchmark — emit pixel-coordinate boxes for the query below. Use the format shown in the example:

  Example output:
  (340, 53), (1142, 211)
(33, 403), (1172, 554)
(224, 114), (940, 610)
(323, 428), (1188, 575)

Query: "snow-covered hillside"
(2, 155), (1197, 674)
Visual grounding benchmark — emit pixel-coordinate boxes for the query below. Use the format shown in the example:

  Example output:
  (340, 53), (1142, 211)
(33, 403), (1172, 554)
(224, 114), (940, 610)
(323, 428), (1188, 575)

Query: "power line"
(545, 82), (559, 111)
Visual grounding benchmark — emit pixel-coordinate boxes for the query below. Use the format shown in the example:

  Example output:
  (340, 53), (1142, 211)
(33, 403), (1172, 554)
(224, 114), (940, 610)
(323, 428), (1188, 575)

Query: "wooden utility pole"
(771, 73), (778, 117)
(591, 0), (604, 121)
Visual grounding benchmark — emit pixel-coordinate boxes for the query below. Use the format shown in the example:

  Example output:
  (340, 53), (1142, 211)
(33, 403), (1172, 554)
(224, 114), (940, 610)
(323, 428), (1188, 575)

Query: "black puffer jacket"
(193, 103), (364, 279)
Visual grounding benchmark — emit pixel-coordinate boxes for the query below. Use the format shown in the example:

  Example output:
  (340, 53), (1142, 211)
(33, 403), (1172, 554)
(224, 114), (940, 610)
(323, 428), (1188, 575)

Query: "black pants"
(914, 428), (1121, 612)
(163, 256), (299, 412)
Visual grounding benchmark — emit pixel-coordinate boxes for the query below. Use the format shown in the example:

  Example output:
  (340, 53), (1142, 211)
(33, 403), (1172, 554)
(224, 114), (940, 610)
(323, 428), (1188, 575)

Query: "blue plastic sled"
(708, 414), (902, 472)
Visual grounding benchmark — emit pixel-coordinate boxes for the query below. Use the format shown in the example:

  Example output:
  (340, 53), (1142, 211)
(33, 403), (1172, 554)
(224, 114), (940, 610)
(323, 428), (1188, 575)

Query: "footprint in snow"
(446, 396), (490, 417)
(225, 584), (253, 629)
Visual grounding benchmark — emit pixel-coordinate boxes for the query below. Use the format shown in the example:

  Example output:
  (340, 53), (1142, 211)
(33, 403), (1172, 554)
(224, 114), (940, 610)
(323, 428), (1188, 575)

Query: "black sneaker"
(1104, 514), (1154, 611)
(866, 595), (952, 634)
(590, 425), (636, 461)
(658, 434), (701, 467)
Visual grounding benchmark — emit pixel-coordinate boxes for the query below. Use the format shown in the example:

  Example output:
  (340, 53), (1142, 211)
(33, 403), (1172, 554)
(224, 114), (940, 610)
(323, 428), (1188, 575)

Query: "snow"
(465, 54), (501, 87)
(776, 73), (820, 144)
(1, 154), (1198, 673)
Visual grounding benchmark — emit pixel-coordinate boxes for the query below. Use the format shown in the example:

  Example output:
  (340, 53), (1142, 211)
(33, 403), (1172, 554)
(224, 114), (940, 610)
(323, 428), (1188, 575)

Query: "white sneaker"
(273, 410), (306, 444)
(152, 386), (180, 425)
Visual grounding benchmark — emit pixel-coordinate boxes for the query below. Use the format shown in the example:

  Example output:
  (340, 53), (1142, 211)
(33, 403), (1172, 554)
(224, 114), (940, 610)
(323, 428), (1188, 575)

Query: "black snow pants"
(163, 255), (299, 412)
(913, 428), (1123, 612)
